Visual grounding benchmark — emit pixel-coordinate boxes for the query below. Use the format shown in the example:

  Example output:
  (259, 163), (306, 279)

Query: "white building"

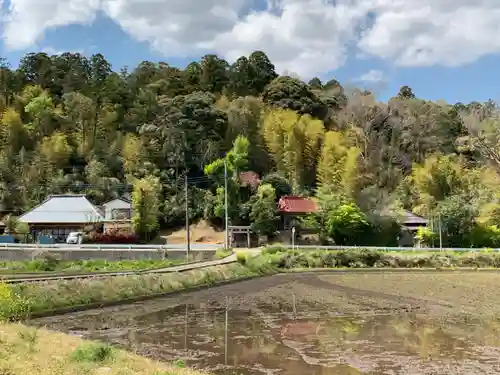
(101, 197), (133, 232)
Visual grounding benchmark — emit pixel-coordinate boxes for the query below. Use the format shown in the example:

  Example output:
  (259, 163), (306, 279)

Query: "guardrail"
(0, 242), (495, 252)
(0, 243), (224, 251)
(268, 244), (499, 252)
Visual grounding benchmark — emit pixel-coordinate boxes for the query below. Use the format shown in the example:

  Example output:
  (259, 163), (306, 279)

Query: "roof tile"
(278, 196), (318, 213)
(19, 195), (103, 224)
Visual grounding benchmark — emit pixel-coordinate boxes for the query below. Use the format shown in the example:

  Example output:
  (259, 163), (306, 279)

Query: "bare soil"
(158, 220), (225, 244)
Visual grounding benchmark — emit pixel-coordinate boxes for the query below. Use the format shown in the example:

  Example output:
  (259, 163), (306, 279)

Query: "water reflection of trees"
(67, 302), (500, 375)
(305, 313), (495, 361)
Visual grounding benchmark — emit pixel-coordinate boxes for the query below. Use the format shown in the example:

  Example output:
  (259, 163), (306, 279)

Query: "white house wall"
(102, 199), (132, 220)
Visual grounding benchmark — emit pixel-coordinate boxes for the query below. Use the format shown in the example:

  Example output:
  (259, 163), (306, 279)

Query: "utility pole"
(438, 213), (443, 251)
(224, 158), (229, 249)
(185, 173), (190, 260)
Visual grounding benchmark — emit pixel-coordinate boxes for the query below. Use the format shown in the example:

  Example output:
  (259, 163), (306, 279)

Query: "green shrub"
(215, 249), (233, 259)
(415, 227), (438, 247)
(236, 252), (247, 264)
(260, 247), (500, 269)
(319, 252), (337, 267)
(36, 253), (61, 271)
(359, 249), (382, 266)
(0, 283), (31, 320)
(71, 342), (114, 363)
(172, 359), (186, 368)
(262, 247), (283, 255)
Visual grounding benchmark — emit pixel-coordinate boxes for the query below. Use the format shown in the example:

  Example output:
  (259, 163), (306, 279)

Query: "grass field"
(0, 323), (206, 375)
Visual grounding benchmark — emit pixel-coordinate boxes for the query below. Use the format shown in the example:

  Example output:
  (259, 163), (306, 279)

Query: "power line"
(0, 176), (215, 190)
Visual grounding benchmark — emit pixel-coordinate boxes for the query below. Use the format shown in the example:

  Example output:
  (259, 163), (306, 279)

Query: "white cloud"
(357, 69), (384, 83)
(1, 0), (500, 77)
(41, 46), (84, 55)
(2, 0), (99, 50)
(357, 0), (500, 67)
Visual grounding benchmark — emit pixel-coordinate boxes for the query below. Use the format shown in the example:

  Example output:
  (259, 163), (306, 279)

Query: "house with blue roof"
(18, 194), (104, 243)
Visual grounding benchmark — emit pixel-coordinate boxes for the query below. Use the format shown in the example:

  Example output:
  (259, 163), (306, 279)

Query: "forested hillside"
(0, 50), (499, 247)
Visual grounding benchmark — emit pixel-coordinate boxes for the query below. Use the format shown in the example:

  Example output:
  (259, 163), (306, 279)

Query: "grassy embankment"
(254, 247), (500, 269)
(214, 249), (234, 259)
(0, 322), (205, 375)
(0, 258), (185, 274)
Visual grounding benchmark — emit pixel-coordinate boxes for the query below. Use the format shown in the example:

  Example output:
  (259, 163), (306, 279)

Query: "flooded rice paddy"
(33, 271), (500, 374)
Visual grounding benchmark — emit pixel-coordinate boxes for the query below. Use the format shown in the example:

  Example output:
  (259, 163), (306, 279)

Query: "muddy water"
(34, 303), (500, 374)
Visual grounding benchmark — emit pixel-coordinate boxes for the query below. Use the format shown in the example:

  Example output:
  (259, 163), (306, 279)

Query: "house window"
(111, 208), (131, 220)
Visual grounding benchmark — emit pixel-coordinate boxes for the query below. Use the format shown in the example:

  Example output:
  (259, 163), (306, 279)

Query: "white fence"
(0, 243), (224, 252)
(269, 244), (499, 252)
(0, 243), (495, 252)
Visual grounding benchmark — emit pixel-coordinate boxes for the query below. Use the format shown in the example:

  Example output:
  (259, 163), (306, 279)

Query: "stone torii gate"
(228, 225), (252, 248)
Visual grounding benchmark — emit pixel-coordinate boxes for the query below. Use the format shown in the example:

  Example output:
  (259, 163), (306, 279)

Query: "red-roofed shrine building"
(277, 195), (318, 230)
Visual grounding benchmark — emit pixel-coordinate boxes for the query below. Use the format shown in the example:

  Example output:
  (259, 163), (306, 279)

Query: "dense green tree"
(261, 173), (292, 200)
(204, 135), (250, 223)
(250, 183), (278, 236)
(0, 48), (499, 247)
(145, 91), (228, 169)
(50, 53), (91, 96)
(227, 57), (253, 97)
(18, 53), (54, 89)
(326, 203), (371, 245)
(200, 54), (229, 94)
(263, 76), (329, 120)
(247, 51), (277, 94)
(131, 175), (161, 240)
(397, 85), (416, 100)
(308, 77), (323, 89)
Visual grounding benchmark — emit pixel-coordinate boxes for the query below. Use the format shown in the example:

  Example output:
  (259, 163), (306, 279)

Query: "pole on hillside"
(224, 158), (229, 250)
(224, 296), (229, 365)
(185, 173), (191, 261)
(438, 214), (443, 251)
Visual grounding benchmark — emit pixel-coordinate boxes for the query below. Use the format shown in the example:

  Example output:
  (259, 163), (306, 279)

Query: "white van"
(66, 232), (83, 244)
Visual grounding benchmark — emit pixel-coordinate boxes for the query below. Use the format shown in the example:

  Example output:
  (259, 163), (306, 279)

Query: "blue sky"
(1, 0), (499, 104)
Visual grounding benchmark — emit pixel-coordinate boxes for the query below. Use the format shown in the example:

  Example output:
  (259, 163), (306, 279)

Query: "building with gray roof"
(18, 194), (104, 243)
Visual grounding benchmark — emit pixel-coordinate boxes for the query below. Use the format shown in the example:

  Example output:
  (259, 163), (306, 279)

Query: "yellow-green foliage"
(317, 131), (360, 198)
(38, 132), (72, 168)
(132, 175), (162, 236)
(262, 108), (324, 190)
(407, 155), (468, 214)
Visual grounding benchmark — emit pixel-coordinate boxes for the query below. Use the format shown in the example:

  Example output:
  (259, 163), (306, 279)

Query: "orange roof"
(239, 171), (260, 188)
(278, 196), (318, 213)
